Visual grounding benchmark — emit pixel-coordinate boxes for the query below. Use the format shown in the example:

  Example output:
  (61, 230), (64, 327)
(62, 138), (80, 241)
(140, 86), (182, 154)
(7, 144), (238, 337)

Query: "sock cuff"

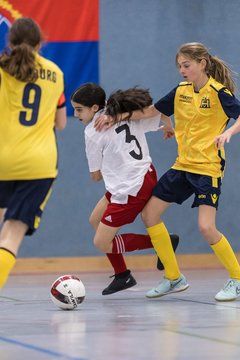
(0, 247), (16, 259)
(147, 222), (166, 237)
(210, 235), (227, 251)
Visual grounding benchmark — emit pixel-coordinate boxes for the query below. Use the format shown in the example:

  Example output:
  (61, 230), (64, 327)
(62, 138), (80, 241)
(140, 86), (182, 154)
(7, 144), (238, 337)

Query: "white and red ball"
(50, 275), (85, 310)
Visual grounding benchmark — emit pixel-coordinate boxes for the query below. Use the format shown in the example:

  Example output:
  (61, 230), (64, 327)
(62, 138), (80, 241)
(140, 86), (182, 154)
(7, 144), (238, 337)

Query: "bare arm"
(215, 115), (240, 149)
(122, 104), (160, 120)
(55, 106), (67, 130)
(160, 113), (175, 139)
(90, 170), (103, 182)
(0, 208), (5, 225)
(94, 105), (160, 131)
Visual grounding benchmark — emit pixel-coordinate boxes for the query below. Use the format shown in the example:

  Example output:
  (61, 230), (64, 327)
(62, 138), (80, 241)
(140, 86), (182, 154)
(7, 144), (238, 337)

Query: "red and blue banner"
(0, 0), (99, 114)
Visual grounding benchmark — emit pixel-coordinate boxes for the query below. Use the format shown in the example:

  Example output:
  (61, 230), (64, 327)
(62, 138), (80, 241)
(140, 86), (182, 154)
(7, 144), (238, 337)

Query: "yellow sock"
(147, 223), (181, 280)
(0, 248), (16, 288)
(211, 235), (240, 280)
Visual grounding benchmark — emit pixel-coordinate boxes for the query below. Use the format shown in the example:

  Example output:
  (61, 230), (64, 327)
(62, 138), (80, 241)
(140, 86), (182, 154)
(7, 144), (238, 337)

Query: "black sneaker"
(102, 270), (137, 295)
(157, 234), (179, 271)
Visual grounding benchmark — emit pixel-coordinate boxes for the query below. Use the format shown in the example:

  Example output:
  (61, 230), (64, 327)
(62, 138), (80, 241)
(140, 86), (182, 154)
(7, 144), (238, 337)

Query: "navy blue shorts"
(153, 169), (221, 209)
(0, 179), (54, 235)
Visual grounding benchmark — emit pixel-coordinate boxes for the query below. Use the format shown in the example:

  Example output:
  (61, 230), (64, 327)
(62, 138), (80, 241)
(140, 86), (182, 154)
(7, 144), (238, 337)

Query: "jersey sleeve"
(139, 115), (161, 133)
(57, 93), (66, 108)
(84, 132), (103, 172)
(154, 87), (177, 116)
(218, 88), (240, 119)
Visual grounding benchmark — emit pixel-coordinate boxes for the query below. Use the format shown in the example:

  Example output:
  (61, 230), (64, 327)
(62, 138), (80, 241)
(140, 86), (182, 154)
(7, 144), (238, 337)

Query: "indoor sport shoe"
(102, 270), (137, 295)
(146, 273), (189, 298)
(215, 278), (240, 301)
(157, 234), (179, 271)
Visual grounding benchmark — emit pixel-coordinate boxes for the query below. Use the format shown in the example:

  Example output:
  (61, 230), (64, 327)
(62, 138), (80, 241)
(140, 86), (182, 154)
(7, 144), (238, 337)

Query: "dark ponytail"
(106, 87), (153, 123)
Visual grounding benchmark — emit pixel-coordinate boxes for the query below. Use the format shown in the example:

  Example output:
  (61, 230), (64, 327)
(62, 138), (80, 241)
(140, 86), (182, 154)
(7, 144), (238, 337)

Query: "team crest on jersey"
(200, 96), (210, 108)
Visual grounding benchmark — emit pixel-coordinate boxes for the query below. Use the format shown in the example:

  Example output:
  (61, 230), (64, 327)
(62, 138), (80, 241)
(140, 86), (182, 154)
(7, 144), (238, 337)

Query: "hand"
(214, 130), (232, 149)
(159, 124), (175, 139)
(94, 114), (113, 131)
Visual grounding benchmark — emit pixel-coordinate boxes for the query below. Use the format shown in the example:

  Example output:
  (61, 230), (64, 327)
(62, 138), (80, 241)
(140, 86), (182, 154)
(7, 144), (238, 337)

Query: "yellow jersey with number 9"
(0, 53), (64, 180)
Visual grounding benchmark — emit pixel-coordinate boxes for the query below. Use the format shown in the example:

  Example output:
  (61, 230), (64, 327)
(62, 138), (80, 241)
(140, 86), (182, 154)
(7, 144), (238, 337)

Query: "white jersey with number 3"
(85, 112), (161, 204)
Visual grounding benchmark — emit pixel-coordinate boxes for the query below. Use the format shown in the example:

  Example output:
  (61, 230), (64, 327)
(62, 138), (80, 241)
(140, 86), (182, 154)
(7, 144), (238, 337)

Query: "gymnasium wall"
(1, 0), (240, 258)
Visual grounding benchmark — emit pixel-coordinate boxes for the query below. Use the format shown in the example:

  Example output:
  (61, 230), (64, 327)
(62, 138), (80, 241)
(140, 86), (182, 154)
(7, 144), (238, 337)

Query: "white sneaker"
(146, 274), (189, 298)
(215, 278), (240, 301)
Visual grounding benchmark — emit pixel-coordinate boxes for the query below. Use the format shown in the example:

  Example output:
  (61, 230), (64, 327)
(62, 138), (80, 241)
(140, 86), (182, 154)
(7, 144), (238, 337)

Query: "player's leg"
(198, 204), (240, 301)
(142, 196), (188, 298)
(90, 195), (176, 294)
(93, 221), (121, 253)
(0, 182), (19, 288)
(142, 170), (190, 298)
(0, 219), (28, 288)
(0, 179), (54, 289)
(103, 165), (177, 258)
(89, 195), (131, 291)
(89, 195), (109, 230)
(110, 232), (179, 268)
(94, 222), (136, 295)
(142, 196), (182, 279)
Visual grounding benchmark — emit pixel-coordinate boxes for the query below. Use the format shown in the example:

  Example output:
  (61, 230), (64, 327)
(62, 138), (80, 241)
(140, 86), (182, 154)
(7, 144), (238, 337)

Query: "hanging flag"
(0, 0), (99, 114)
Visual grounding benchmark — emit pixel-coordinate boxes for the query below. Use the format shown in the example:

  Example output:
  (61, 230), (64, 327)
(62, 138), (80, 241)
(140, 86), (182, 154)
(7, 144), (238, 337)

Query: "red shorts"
(101, 165), (157, 227)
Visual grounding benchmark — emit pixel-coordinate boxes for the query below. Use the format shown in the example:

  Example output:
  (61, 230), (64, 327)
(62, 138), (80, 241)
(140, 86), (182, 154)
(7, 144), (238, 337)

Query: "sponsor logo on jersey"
(210, 194), (218, 204)
(179, 94), (192, 103)
(200, 96), (210, 108)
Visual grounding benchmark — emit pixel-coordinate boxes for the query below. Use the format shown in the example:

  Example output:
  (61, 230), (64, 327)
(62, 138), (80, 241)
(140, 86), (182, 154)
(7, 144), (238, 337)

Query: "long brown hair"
(0, 17), (43, 82)
(176, 42), (236, 93)
(106, 87), (153, 123)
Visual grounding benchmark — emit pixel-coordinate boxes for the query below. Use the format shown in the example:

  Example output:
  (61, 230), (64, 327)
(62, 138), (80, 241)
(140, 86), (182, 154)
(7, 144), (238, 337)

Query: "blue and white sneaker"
(215, 278), (240, 301)
(146, 273), (189, 298)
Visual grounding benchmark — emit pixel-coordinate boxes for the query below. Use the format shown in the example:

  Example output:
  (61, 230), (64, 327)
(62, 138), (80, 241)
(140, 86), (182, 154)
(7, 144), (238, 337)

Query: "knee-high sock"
(211, 235), (240, 279)
(112, 234), (152, 253)
(106, 254), (127, 275)
(0, 248), (16, 288)
(147, 223), (180, 280)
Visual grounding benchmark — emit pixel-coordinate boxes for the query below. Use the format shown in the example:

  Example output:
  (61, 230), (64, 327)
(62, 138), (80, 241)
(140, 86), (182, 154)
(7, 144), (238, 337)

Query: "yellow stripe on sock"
(0, 248), (16, 288)
(147, 223), (180, 280)
(211, 235), (240, 279)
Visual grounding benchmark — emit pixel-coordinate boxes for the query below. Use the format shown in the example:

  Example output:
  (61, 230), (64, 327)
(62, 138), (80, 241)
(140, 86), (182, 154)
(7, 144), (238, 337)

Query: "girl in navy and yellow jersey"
(95, 42), (240, 302)
(0, 17), (66, 289)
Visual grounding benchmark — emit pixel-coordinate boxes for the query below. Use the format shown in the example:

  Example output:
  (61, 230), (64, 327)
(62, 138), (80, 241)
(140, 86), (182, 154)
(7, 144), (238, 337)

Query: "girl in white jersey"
(71, 83), (179, 295)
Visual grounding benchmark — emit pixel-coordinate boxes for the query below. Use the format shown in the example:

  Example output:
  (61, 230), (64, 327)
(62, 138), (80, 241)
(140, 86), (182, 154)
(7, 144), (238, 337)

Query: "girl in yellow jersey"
(0, 18), (67, 289)
(95, 42), (240, 302)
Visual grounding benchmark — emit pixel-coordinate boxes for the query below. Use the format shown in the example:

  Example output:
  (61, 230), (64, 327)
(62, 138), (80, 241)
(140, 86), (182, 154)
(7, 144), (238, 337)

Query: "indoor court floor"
(1, 269), (240, 360)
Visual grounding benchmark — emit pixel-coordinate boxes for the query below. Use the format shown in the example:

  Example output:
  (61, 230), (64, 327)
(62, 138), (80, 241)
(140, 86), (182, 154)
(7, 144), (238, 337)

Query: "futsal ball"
(50, 275), (85, 310)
